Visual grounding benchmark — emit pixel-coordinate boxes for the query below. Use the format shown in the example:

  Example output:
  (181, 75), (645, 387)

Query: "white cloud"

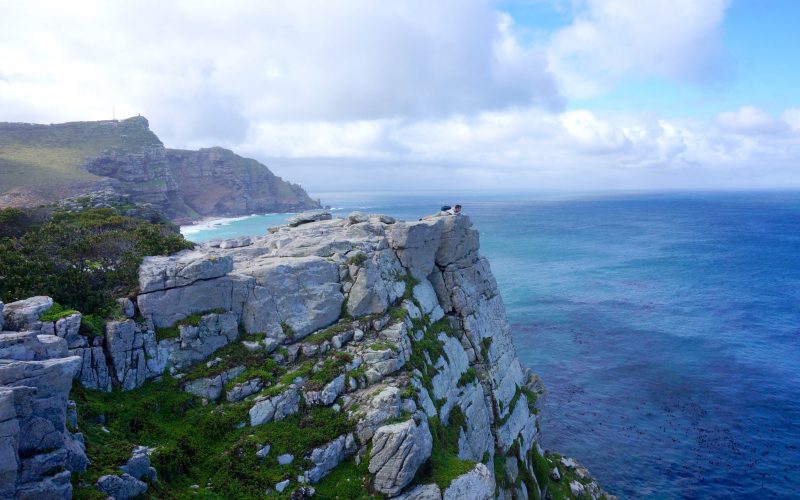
(546, 0), (731, 98)
(716, 106), (788, 135)
(0, 0), (563, 145)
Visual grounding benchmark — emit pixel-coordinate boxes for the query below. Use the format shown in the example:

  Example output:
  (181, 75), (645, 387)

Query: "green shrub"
(40, 302), (79, 322)
(0, 207), (193, 316)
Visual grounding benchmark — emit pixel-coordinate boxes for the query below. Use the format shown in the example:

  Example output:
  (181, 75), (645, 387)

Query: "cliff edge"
(0, 116), (320, 222)
(0, 212), (612, 499)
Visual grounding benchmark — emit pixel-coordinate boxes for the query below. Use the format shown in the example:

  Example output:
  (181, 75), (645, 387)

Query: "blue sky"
(1, 0), (799, 191)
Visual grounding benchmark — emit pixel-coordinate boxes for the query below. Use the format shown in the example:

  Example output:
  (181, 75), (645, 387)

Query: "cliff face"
(0, 213), (611, 499)
(0, 116), (319, 222)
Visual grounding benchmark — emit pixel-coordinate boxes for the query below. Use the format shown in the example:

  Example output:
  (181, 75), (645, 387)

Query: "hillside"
(0, 116), (319, 222)
(1, 210), (612, 499)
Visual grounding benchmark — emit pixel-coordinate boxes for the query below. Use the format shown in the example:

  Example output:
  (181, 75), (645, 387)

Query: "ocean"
(182, 191), (800, 498)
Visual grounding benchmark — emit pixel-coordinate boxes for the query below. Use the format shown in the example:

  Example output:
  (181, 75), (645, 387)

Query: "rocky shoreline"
(0, 211), (613, 499)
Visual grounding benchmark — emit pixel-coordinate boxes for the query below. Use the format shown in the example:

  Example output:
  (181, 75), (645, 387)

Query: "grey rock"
(304, 374), (345, 406)
(120, 445), (157, 483)
(138, 252), (233, 293)
(277, 453), (294, 465)
(71, 346), (113, 392)
(412, 280), (444, 322)
(0, 300), (3, 331)
(369, 419), (433, 496)
(396, 483), (442, 500)
(219, 236), (252, 249)
(569, 480), (585, 496)
(347, 250), (406, 317)
(2, 296), (53, 331)
(550, 467), (561, 481)
(388, 220), (443, 280)
(117, 297), (136, 318)
(106, 319), (147, 390)
(305, 433), (357, 483)
(249, 388), (300, 426)
(184, 366), (245, 401)
(64, 434), (89, 473)
(225, 378), (263, 402)
(96, 473), (148, 499)
(256, 444), (271, 458)
(287, 210), (332, 227)
(347, 211), (369, 224)
(442, 463), (493, 500)
(263, 338), (279, 354)
(275, 479), (291, 492)
(0, 332), (67, 361)
(55, 313), (85, 348)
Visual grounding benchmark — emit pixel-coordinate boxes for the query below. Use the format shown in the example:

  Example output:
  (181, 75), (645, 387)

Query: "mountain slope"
(0, 116), (319, 221)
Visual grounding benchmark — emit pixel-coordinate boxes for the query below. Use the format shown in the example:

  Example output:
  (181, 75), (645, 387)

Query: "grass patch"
(281, 321), (295, 340)
(315, 457), (382, 499)
(305, 322), (349, 345)
(388, 307), (407, 323)
(347, 252), (367, 267)
(498, 387), (523, 427)
(40, 301), (79, 322)
(457, 367), (478, 387)
(306, 352), (354, 391)
(414, 406), (477, 490)
(480, 337), (492, 360)
(369, 341), (398, 352)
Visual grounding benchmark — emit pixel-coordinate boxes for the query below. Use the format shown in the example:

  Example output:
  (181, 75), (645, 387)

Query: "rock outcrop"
(0, 116), (320, 222)
(0, 211), (613, 499)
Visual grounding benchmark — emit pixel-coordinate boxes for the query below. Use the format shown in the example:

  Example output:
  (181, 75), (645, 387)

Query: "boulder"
(96, 473), (148, 500)
(305, 433), (356, 483)
(304, 374), (345, 406)
(183, 366), (244, 401)
(55, 314), (85, 348)
(2, 296), (52, 331)
(388, 220), (443, 280)
(369, 418), (433, 496)
(347, 250), (406, 317)
(249, 388), (300, 426)
(442, 463), (494, 500)
(120, 446), (157, 483)
(396, 483), (442, 500)
(287, 210), (332, 227)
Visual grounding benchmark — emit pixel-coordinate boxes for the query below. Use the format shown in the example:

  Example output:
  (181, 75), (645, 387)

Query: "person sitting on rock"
(420, 204), (461, 220)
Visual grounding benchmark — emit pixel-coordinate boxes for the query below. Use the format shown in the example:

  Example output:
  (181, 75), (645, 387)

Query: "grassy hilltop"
(0, 116), (160, 191)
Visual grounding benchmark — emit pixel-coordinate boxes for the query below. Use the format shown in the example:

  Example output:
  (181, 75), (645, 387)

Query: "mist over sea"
(183, 191), (800, 498)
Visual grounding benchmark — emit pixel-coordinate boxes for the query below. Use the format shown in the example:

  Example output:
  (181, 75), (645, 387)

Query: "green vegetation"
(40, 302), (79, 322)
(281, 321), (295, 340)
(457, 367), (479, 388)
(305, 321), (349, 345)
(480, 337), (492, 360)
(369, 341), (398, 352)
(0, 118), (160, 191)
(389, 307), (407, 323)
(71, 377), (354, 499)
(0, 207), (193, 316)
(315, 457), (382, 499)
(401, 273), (420, 300)
(183, 334), (284, 385)
(415, 407), (477, 490)
(306, 352), (354, 391)
(408, 316), (456, 391)
(498, 387), (523, 427)
(347, 252), (367, 267)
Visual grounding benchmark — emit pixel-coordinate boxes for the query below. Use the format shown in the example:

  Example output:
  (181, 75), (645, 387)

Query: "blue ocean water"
(183, 192), (800, 498)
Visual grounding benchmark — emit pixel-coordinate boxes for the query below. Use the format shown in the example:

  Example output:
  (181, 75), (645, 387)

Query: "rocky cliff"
(0, 212), (612, 499)
(0, 116), (319, 222)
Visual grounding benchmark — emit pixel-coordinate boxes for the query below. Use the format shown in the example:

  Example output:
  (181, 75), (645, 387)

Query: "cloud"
(546, 0), (732, 98)
(237, 106), (800, 192)
(716, 106), (788, 135)
(0, 0), (563, 145)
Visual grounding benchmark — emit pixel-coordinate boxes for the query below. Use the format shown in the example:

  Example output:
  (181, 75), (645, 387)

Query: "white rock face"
(369, 418), (433, 496)
(442, 463), (494, 500)
(396, 483), (442, 500)
(138, 252), (233, 293)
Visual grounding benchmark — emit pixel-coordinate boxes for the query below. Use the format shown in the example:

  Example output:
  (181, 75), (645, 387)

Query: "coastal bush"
(40, 302), (79, 322)
(0, 207), (193, 316)
(414, 407), (477, 489)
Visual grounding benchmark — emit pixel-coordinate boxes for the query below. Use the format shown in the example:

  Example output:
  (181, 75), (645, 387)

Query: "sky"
(1, 0), (799, 192)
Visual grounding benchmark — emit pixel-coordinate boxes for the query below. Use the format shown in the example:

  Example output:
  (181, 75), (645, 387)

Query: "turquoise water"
(182, 191), (800, 498)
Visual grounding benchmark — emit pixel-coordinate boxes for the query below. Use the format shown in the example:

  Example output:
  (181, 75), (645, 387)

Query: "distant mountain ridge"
(0, 116), (320, 222)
